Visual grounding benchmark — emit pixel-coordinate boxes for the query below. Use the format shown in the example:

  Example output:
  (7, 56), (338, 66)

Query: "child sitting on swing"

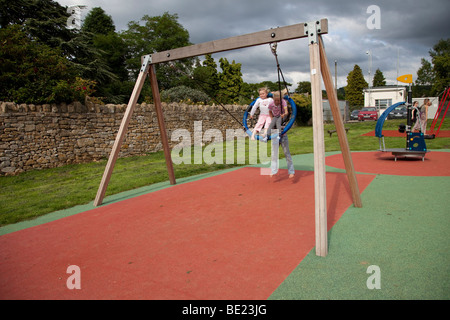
(249, 87), (273, 140)
(263, 91), (288, 142)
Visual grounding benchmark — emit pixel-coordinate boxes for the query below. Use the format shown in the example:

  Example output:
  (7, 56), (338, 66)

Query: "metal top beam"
(148, 19), (328, 64)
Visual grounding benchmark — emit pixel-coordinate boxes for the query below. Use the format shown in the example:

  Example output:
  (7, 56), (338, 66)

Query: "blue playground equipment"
(375, 87), (428, 161)
(243, 94), (297, 141)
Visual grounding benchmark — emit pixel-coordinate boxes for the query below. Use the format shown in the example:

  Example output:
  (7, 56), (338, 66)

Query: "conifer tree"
(345, 65), (368, 107)
(217, 58), (243, 104)
(82, 7), (115, 35)
(191, 54), (219, 99)
(372, 68), (386, 87)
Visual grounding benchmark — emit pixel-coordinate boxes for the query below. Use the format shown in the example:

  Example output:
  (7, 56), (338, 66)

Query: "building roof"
(363, 85), (407, 92)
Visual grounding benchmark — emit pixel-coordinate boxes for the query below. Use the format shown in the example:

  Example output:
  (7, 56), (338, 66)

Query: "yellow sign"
(397, 74), (413, 83)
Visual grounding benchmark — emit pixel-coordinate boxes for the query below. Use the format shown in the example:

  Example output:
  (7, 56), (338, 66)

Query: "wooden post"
(148, 65), (176, 185)
(94, 56), (151, 206)
(319, 36), (362, 208)
(309, 38), (328, 257)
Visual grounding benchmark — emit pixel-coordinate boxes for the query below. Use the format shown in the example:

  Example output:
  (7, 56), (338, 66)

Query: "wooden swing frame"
(93, 19), (362, 257)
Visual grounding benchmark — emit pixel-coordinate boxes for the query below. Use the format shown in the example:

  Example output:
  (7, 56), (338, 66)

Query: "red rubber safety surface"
(0, 167), (374, 300)
(326, 151), (450, 176)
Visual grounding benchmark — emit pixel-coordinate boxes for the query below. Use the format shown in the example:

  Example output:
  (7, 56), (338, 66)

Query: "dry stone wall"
(0, 101), (247, 175)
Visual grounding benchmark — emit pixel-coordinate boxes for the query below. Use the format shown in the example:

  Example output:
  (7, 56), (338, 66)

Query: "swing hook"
(270, 42), (278, 57)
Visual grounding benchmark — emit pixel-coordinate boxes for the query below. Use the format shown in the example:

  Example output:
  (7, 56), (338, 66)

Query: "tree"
(160, 85), (210, 104)
(91, 33), (128, 81)
(0, 0), (33, 27)
(416, 58), (434, 86)
(416, 39), (449, 95)
(337, 87), (346, 100)
(120, 12), (193, 89)
(238, 80), (292, 104)
(372, 68), (386, 87)
(0, 0), (122, 103)
(295, 81), (312, 95)
(415, 58), (434, 97)
(64, 30), (118, 89)
(429, 38), (450, 94)
(291, 93), (312, 125)
(82, 7), (115, 35)
(191, 54), (219, 99)
(0, 0), (72, 49)
(0, 25), (94, 103)
(345, 65), (368, 108)
(239, 82), (259, 103)
(259, 81), (291, 94)
(80, 7), (128, 103)
(217, 58), (243, 104)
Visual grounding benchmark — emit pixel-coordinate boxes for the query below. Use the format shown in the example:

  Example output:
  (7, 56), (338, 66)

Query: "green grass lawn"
(1, 118), (449, 226)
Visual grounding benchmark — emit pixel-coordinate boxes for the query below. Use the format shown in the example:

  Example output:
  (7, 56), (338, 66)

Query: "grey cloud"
(56, 0), (449, 88)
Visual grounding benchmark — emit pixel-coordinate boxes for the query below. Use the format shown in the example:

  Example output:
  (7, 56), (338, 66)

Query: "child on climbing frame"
(263, 91), (288, 142)
(249, 87), (273, 140)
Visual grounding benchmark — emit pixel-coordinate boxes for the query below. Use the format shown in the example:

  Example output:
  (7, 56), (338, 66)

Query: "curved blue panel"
(243, 96), (297, 141)
(374, 101), (406, 138)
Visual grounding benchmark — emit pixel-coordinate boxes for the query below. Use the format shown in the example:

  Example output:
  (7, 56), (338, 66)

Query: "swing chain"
(268, 42), (290, 97)
(167, 60), (246, 131)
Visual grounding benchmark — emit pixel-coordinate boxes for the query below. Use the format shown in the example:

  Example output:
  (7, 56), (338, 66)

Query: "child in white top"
(249, 87), (273, 140)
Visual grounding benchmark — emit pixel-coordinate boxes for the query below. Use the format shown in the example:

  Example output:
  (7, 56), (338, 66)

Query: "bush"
(160, 85), (210, 104)
(291, 93), (312, 125)
(49, 77), (97, 104)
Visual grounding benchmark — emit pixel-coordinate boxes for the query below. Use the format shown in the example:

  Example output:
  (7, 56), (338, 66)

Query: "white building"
(363, 86), (439, 119)
(363, 86), (407, 111)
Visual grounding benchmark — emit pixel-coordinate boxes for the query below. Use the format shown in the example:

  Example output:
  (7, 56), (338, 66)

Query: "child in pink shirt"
(263, 91), (288, 141)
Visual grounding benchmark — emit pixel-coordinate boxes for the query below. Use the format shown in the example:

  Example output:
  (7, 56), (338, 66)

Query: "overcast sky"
(56, 0), (449, 90)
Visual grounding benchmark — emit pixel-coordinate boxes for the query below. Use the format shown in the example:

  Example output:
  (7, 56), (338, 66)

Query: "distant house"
(363, 86), (407, 113)
(363, 86), (439, 119)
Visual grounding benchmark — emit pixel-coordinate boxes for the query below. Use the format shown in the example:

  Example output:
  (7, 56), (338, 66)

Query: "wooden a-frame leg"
(93, 59), (150, 207)
(319, 36), (362, 208)
(148, 65), (176, 185)
(309, 41), (328, 257)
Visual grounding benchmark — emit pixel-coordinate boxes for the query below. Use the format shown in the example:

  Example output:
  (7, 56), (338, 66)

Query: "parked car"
(350, 109), (360, 120)
(358, 107), (378, 121)
(388, 106), (407, 119)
